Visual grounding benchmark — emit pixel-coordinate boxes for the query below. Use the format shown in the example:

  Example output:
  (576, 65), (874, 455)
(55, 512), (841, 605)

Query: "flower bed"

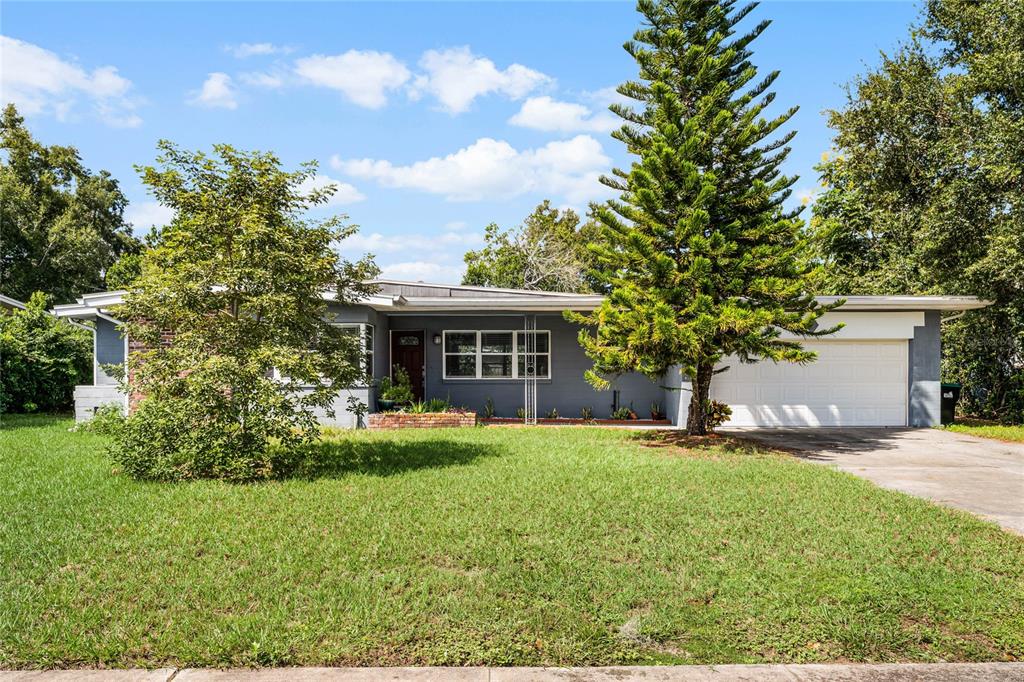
(481, 417), (671, 427)
(368, 411), (478, 429)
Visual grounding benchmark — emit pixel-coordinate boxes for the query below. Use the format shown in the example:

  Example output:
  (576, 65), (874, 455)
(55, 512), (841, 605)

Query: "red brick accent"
(126, 323), (175, 413)
(368, 412), (478, 429)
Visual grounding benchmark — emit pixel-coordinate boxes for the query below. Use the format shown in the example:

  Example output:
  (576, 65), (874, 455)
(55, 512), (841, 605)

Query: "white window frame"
(334, 322), (374, 379)
(442, 330), (551, 380)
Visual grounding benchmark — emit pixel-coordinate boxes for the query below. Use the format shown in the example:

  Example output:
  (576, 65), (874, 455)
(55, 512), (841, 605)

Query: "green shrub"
(545, 407), (559, 419)
(580, 406), (594, 421)
(74, 403), (125, 435)
(611, 406), (636, 420)
(378, 366), (414, 404)
(482, 397), (495, 418)
(0, 292), (91, 414)
(704, 400), (733, 431)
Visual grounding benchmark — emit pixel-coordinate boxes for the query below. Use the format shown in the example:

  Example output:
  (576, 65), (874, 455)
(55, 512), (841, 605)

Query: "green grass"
(2, 415), (1023, 668)
(942, 419), (1024, 443)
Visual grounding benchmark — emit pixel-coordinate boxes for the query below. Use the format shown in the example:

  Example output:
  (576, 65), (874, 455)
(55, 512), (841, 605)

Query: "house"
(53, 280), (989, 428)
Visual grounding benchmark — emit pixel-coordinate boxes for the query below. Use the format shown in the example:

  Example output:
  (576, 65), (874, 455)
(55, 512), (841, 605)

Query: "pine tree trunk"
(686, 360), (714, 435)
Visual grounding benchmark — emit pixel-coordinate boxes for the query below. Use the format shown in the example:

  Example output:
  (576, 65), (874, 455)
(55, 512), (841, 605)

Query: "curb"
(2, 663), (1023, 681)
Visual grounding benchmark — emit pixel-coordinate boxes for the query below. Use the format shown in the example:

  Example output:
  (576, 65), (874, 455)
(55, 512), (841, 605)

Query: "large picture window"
(443, 330), (550, 380)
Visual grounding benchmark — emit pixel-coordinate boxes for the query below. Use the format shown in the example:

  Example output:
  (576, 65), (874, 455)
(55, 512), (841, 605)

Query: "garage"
(712, 341), (909, 427)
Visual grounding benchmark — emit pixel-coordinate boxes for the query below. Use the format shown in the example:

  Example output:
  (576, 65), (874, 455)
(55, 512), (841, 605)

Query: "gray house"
(53, 280), (988, 429)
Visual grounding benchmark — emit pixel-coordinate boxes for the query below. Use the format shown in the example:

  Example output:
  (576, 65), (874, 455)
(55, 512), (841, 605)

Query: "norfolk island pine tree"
(569, 0), (841, 435)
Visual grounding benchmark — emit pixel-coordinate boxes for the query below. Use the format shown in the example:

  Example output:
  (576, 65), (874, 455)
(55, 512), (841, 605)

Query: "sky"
(2, 1), (921, 284)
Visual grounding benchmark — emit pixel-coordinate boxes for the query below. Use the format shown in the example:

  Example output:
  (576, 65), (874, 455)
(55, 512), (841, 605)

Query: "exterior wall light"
(432, 333), (442, 345)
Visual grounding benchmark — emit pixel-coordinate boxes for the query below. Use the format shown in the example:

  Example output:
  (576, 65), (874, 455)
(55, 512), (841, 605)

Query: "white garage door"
(711, 341), (908, 427)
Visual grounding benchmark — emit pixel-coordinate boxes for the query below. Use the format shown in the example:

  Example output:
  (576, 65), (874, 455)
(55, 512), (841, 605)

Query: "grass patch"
(942, 419), (1024, 443)
(2, 415), (1023, 668)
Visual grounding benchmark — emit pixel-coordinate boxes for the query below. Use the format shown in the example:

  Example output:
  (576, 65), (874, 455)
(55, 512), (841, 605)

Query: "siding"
(909, 310), (942, 427)
(94, 317), (126, 386)
(387, 314), (664, 419)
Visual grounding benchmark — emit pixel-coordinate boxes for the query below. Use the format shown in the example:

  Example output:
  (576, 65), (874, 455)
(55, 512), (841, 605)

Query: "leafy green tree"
(0, 292), (91, 414)
(111, 142), (379, 481)
(463, 201), (605, 293)
(811, 0), (1023, 423)
(571, 0), (836, 434)
(0, 104), (140, 303)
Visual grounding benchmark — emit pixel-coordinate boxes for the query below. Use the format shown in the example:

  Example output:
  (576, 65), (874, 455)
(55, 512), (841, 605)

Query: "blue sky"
(3, 1), (919, 283)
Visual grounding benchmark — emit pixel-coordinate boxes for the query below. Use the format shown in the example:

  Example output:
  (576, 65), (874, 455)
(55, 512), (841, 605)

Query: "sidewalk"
(3, 664), (1023, 681)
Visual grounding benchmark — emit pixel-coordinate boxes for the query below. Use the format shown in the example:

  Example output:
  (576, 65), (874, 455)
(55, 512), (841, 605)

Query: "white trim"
(0, 294), (27, 310)
(441, 329), (551, 380)
(332, 322), (375, 379)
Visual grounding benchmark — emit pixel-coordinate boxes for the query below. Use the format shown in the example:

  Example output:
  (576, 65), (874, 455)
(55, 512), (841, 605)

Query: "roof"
(50, 281), (993, 319)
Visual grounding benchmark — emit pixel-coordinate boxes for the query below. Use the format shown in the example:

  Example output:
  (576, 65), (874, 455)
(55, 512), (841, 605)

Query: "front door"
(390, 330), (425, 401)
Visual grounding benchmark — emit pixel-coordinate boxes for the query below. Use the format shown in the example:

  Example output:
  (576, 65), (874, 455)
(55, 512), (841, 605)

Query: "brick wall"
(127, 325), (175, 413)
(368, 412), (478, 429)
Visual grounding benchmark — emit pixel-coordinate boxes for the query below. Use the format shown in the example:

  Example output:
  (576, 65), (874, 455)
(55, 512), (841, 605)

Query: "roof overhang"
(821, 296), (992, 312)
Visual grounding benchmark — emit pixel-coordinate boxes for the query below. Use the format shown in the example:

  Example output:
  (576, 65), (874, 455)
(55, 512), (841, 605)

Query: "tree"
(462, 201), (605, 293)
(571, 0), (836, 435)
(0, 104), (140, 303)
(110, 141), (379, 481)
(0, 292), (91, 414)
(810, 0), (1023, 423)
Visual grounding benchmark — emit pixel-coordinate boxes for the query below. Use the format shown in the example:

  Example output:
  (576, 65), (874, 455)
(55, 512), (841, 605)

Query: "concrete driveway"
(723, 427), (1024, 534)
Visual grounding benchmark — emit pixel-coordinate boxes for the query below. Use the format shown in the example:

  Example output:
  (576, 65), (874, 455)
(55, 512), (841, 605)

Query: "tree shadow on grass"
(0, 412), (74, 430)
(634, 430), (784, 458)
(281, 438), (506, 480)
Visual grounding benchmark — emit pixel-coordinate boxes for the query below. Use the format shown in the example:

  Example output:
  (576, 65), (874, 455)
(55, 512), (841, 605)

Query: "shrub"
(74, 403), (125, 435)
(378, 366), (414, 404)
(611, 406), (635, 420)
(0, 292), (91, 414)
(580, 406), (594, 421)
(545, 407), (559, 419)
(704, 400), (733, 431)
(482, 397), (495, 418)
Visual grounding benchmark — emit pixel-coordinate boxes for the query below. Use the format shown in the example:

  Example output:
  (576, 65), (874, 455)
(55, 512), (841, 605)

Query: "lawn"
(2, 415), (1022, 669)
(943, 419), (1024, 443)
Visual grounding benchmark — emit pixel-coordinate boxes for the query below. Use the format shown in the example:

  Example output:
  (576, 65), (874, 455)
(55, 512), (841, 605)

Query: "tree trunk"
(686, 360), (714, 435)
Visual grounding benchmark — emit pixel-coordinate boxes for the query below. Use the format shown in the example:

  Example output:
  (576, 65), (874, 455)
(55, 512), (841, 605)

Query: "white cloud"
(0, 35), (141, 127)
(225, 42), (294, 58)
(409, 47), (551, 114)
(239, 71), (286, 89)
(795, 186), (820, 206)
(125, 201), (174, 230)
(188, 72), (238, 109)
(332, 135), (611, 203)
(294, 50), (410, 109)
(341, 229), (481, 254)
(444, 220), (468, 231)
(509, 96), (617, 133)
(297, 173), (366, 206)
(377, 261), (464, 284)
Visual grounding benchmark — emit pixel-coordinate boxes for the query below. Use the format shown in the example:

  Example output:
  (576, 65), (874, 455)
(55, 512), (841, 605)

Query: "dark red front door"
(390, 330), (425, 401)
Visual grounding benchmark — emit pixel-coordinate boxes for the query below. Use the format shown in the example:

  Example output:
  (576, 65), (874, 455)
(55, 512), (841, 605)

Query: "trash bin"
(940, 383), (962, 425)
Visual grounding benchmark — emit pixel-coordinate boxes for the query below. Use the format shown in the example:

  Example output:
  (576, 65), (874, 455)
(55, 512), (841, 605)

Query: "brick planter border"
(368, 412), (478, 429)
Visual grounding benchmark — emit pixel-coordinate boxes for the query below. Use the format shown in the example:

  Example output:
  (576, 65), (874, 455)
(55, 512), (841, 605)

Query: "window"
(443, 330), (550, 380)
(335, 323), (374, 380)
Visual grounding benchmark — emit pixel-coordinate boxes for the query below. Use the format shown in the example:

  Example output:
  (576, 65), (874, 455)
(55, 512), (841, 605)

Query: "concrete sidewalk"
(3, 665), (1024, 681)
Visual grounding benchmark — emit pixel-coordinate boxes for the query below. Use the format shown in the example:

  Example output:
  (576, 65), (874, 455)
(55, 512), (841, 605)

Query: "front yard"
(944, 419), (1024, 443)
(1, 415), (1022, 668)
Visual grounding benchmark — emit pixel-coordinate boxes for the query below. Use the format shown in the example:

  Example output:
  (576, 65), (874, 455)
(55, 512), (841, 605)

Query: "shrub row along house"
(54, 279), (989, 429)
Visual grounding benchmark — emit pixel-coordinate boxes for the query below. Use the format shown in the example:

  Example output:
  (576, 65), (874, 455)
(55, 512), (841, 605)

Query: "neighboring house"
(53, 280), (990, 428)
